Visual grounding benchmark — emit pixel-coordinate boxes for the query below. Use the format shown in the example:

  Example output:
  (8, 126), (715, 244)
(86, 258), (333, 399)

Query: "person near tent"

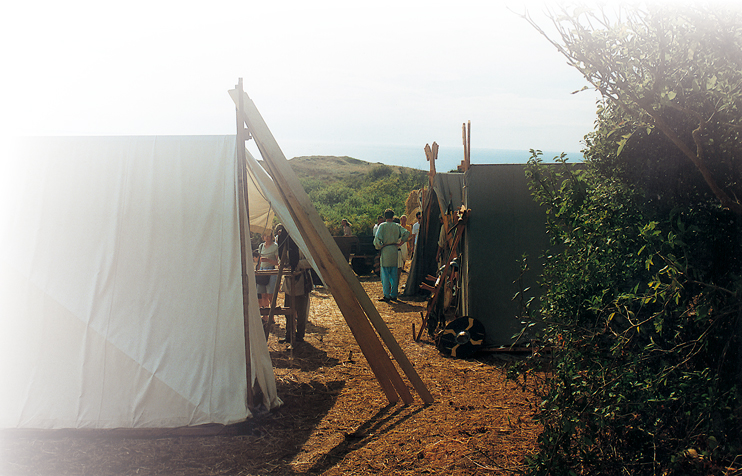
(399, 214), (412, 267)
(410, 211), (421, 259)
(256, 231), (279, 309)
(372, 215), (384, 236)
(341, 218), (353, 236)
(393, 216), (404, 277)
(274, 224), (314, 344)
(374, 208), (410, 302)
(280, 255), (314, 344)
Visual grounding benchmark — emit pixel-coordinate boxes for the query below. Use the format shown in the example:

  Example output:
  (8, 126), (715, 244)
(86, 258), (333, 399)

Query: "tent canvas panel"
(243, 147), (324, 283)
(403, 173), (464, 298)
(0, 135), (278, 429)
(463, 164), (549, 346)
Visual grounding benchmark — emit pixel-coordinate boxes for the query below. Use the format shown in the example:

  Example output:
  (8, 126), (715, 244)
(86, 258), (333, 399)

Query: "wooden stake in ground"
(229, 83), (433, 405)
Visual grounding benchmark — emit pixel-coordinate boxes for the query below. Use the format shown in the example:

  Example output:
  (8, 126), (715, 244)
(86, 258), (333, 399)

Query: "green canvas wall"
(463, 164), (550, 347)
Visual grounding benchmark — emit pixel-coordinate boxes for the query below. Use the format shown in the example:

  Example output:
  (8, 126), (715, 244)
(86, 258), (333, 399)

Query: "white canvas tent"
(0, 135), (283, 429)
(0, 81), (433, 430)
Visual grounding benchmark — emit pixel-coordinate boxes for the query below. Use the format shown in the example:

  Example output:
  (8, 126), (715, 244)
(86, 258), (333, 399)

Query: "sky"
(1, 0), (603, 169)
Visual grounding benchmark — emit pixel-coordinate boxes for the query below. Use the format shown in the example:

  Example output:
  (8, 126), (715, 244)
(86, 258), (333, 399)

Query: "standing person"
(399, 214), (412, 262)
(341, 219), (353, 236)
(393, 216), (403, 277)
(372, 215), (384, 236)
(373, 208), (410, 302)
(277, 227), (314, 344)
(410, 211), (421, 259)
(282, 256), (314, 344)
(399, 215), (412, 277)
(256, 232), (279, 309)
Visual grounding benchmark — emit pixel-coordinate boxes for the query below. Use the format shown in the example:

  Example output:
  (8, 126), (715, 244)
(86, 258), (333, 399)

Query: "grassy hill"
(287, 155), (419, 183)
(281, 156), (428, 235)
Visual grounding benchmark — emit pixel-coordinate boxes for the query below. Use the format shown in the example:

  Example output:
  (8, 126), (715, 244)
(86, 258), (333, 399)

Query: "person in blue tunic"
(373, 208), (410, 302)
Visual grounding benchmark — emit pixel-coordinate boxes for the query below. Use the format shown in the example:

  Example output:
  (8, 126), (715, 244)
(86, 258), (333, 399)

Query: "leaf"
(617, 137), (628, 156)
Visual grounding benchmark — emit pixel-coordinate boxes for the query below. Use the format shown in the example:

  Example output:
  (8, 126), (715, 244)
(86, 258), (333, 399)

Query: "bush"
(515, 151), (742, 475)
(299, 163), (426, 235)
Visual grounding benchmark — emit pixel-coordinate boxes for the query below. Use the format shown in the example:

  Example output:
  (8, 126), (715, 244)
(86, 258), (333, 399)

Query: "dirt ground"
(0, 272), (543, 476)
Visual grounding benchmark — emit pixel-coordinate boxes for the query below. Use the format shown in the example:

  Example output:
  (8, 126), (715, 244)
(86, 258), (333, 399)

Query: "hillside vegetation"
(287, 156), (428, 235)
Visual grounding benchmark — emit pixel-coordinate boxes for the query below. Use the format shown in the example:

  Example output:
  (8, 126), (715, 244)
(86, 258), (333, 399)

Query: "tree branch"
(637, 98), (742, 214)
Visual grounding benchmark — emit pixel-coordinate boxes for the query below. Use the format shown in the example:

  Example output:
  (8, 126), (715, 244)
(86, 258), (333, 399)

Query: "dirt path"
(1, 273), (541, 475)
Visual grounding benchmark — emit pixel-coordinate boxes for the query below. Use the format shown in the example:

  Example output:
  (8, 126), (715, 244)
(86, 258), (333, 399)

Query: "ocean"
(281, 142), (583, 172)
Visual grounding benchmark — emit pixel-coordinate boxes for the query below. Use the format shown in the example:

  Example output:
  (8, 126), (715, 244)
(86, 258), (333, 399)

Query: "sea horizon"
(280, 142), (583, 172)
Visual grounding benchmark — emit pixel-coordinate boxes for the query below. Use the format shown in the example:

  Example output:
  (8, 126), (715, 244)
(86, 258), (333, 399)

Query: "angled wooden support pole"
(229, 86), (433, 404)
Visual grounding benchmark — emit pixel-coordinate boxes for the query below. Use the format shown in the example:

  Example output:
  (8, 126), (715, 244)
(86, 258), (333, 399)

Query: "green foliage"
(518, 151), (742, 475)
(526, 3), (742, 214)
(294, 159), (426, 235)
(514, 6), (742, 473)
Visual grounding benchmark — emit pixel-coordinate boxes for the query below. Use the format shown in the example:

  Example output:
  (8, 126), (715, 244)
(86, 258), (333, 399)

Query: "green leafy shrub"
(296, 159), (426, 235)
(514, 5), (742, 473)
(517, 151), (742, 475)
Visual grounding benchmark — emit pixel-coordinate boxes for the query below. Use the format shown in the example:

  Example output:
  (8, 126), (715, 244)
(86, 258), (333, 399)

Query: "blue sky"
(1, 0), (602, 166)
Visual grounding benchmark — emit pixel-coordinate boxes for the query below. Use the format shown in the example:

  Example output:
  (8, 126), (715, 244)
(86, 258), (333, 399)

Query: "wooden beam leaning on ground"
(229, 86), (433, 405)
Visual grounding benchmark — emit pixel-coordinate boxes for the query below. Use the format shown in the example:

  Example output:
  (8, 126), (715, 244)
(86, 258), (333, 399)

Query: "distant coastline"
(282, 142), (583, 172)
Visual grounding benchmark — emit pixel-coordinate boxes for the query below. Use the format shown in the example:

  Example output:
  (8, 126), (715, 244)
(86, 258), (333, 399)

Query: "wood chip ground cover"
(0, 273), (543, 475)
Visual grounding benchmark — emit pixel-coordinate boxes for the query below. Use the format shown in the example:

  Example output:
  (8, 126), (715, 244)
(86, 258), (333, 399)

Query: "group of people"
(254, 225), (313, 344)
(373, 209), (420, 302)
(254, 209), (420, 344)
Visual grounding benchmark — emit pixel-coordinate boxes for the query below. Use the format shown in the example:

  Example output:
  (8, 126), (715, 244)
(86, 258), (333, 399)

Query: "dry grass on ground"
(0, 272), (543, 475)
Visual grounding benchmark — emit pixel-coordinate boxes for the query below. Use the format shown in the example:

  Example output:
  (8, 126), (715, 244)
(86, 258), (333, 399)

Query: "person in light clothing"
(372, 215), (384, 236)
(341, 218), (353, 236)
(256, 232), (279, 308)
(373, 208), (410, 302)
(410, 211), (421, 258)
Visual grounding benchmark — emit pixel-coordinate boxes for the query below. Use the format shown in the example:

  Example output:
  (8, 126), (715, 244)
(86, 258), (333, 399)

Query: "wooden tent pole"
(234, 89), (432, 404)
(466, 120), (471, 169)
(458, 121), (472, 172)
(235, 78), (254, 409)
(425, 142), (438, 190)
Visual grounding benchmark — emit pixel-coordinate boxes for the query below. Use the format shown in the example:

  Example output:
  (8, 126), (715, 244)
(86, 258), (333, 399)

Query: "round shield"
(436, 317), (486, 358)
